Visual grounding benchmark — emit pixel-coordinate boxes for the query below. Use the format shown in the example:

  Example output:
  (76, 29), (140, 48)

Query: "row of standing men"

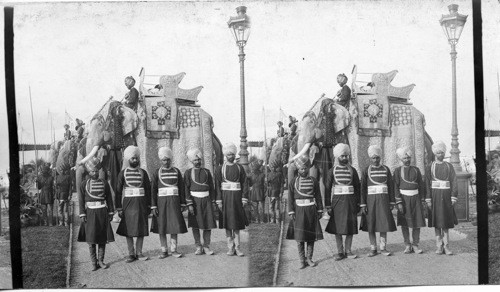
(286, 141), (458, 269)
(77, 143), (250, 271)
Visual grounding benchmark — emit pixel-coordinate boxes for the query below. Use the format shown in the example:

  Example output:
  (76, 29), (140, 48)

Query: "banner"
(356, 95), (391, 137)
(145, 96), (179, 139)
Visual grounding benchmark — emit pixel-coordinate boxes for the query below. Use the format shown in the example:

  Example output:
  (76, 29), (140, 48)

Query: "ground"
(488, 211), (500, 284)
(69, 194), (249, 288)
(0, 208), (11, 289)
(276, 190), (478, 286)
(248, 222), (281, 287)
(21, 225), (69, 289)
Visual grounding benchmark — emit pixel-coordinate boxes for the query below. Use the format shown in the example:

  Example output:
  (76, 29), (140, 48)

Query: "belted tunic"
(360, 164), (397, 233)
(151, 167), (188, 235)
(287, 175), (323, 242)
(394, 165), (426, 228)
(184, 167), (217, 229)
(324, 164), (360, 235)
(215, 162), (249, 230)
(115, 167), (151, 237)
(78, 178), (115, 244)
(425, 161), (458, 228)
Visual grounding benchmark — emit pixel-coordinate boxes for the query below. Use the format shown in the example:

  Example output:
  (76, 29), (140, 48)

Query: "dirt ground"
(276, 191), (478, 286)
(69, 194), (249, 288)
(0, 208), (12, 289)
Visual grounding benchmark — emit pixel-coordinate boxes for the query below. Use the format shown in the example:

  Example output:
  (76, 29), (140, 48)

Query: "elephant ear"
(56, 140), (73, 175)
(120, 105), (139, 136)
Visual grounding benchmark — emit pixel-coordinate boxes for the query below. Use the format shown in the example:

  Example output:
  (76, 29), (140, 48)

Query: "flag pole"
(263, 106), (269, 222)
(29, 86), (39, 188)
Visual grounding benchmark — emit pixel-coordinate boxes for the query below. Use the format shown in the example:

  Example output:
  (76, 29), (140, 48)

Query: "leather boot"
(89, 244), (99, 271)
(98, 244), (109, 269)
(306, 242), (317, 267)
(297, 242), (307, 269)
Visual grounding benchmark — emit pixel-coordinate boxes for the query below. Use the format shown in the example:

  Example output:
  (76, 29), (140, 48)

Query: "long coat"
(393, 165), (426, 228)
(360, 164), (397, 233)
(77, 178), (115, 244)
(324, 164), (360, 235)
(115, 167), (151, 237)
(184, 167), (217, 230)
(151, 167), (188, 235)
(425, 161), (458, 229)
(214, 162), (249, 230)
(287, 175), (323, 242)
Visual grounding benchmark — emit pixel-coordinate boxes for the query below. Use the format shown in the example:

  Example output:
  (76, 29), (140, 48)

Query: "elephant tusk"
(78, 145), (100, 166)
(291, 142), (311, 162)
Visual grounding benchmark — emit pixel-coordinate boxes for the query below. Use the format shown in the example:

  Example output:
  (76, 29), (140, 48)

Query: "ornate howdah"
(142, 72), (204, 139)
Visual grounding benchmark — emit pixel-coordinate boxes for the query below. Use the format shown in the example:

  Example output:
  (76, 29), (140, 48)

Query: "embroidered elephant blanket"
(356, 94), (391, 137)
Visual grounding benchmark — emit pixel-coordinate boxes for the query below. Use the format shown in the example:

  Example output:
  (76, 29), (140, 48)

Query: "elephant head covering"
(432, 141), (447, 154)
(333, 143), (350, 158)
(223, 143), (237, 156)
(294, 153), (311, 169)
(85, 157), (102, 172)
(367, 145), (383, 158)
(187, 148), (202, 162)
(158, 146), (173, 160)
(396, 147), (412, 160)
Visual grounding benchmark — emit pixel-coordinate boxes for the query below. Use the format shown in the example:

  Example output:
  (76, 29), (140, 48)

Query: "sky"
(1, 0), (497, 172)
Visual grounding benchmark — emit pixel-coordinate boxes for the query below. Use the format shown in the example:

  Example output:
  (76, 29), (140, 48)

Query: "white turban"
(158, 146), (173, 160)
(122, 146), (140, 169)
(367, 145), (382, 158)
(187, 148), (202, 162)
(396, 147), (412, 160)
(124, 146), (140, 161)
(432, 141), (447, 155)
(333, 143), (350, 158)
(223, 143), (237, 156)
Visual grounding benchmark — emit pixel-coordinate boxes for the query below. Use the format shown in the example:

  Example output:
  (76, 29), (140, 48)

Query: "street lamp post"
(228, 6), (251, 172)
(439, 4), (468, 172)
(439, 4), (471, 221)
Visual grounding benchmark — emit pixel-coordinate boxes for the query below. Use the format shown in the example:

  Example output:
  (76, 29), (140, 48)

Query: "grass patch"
(489, 212), (500, 284)
(248, 223), (281, 287)
(22, 226), (69, 289)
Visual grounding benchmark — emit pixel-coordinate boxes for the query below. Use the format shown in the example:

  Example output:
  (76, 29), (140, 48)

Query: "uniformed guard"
(115, 146), (152, 262)
(151, 147), (188, 258)
(426, 141), (458, 255)
(268, 161), (283, 224)
(215, 143), (249, 257)
(324, 143), (360, 261)
(37, 163), (55, 226)
(394, 147), (426, 254)
(184, 148), (217, 255)
(77, 157), (115, 271)
(287, 153), (323, 269)
(360, 145), (397, 257)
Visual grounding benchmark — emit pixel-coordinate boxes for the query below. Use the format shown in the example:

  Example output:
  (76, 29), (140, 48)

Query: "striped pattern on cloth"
(125, 168), (143, 187)
(159, 168), (178, 186)
(334, 165), (352, 185)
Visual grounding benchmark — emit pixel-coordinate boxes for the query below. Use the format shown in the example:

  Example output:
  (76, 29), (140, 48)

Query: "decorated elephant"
(287, 69), (434, 205)
(75, 72), (224, 206)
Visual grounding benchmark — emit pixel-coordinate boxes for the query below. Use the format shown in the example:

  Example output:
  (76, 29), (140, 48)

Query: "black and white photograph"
(483, 0), (500, 286)
(0, 0), (488, 288)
